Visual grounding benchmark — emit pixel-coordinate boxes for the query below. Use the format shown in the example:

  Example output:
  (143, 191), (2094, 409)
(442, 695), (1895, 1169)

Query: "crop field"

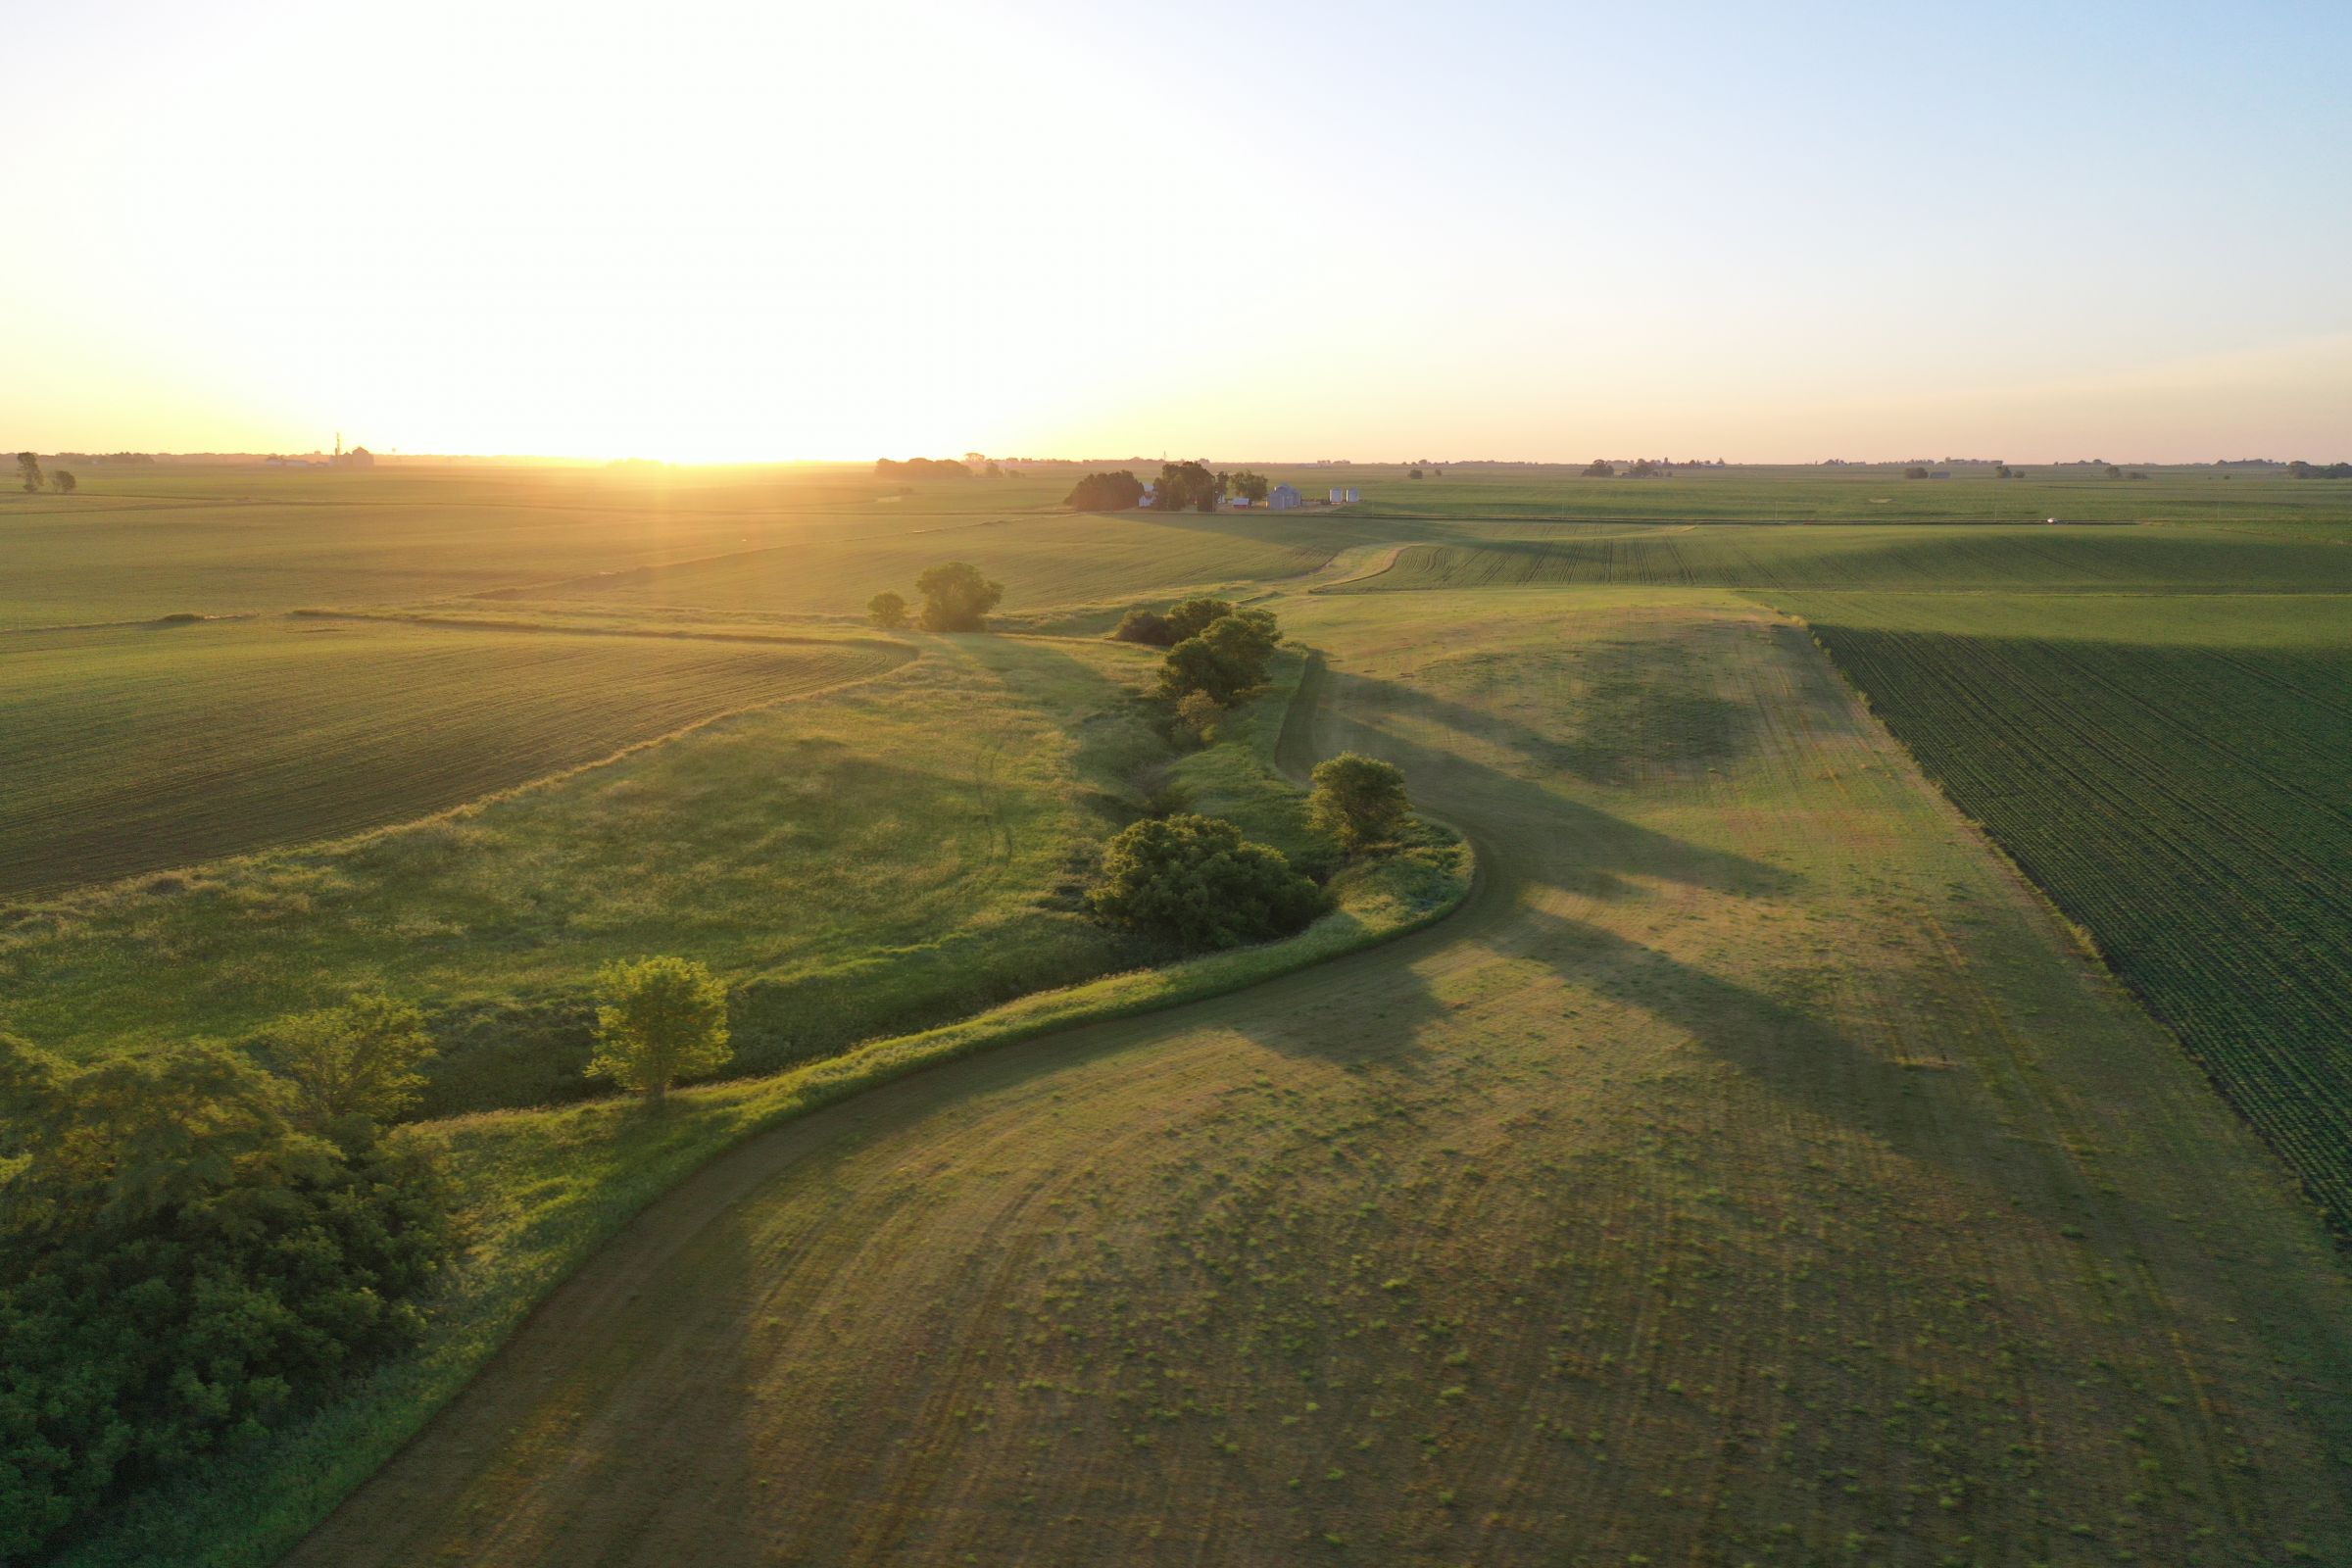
(0, 631), (1193, 1115)
(0, 617), (905, 899)
(1331, 520), (2352, 594)
(1783, 591), (2352, 1231)
(269, 590), (2351, 1568)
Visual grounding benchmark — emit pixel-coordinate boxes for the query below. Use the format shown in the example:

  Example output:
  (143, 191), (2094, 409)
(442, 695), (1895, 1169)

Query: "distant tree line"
(2288, 460), (2352, 479)
(874, 458), (972, 479)
(0, 1000), (455, 1558)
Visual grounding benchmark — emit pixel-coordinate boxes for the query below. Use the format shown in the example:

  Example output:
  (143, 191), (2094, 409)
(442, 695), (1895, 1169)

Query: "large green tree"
(1307, 753), (1411, 853)
(15, 452), (39, 493)
(913, 561), (1004, 632)
(0, 1036), (451, 1559)
(1088, 814), (1324, 950)
(1157, 609), (1280, 706)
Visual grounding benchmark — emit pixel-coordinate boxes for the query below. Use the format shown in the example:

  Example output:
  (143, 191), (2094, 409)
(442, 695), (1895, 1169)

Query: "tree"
(1087, 814), (1324, 950)
(586, 956), (732, 1103)
(262, 991), (436, 1125)
(2104, 465), (2123, 479)
(1155, 460), (1222, 513)
(0, 1035), (451, 1560)
(1628, 459), (1659, 477)
(1111, 607), (1175, 646)
(1158, 611), (1279, 706)
(1230, 469), (1272, 504)
(1308, 753), (1410, 853)
(1163, 596), (1236, 643)
(1583, 460), (1613, 477)
(48, 469), (74, 494)
(1994, 465), (2014, 479)
(913, 561), (1004, 631)
(1064, 470), (1145, 510)
(15, 452), (39, 493)
(867, 590), (909, 629)
(1904, 466), (1931, 479)
(1408, 467), (1423, 479)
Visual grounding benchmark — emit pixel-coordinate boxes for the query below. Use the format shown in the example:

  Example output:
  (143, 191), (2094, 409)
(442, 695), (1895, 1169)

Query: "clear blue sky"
(4, 0), (2347, 460)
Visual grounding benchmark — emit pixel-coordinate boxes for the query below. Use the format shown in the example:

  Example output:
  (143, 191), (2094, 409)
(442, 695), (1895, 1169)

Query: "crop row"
(1800, 612), (2352, 1231)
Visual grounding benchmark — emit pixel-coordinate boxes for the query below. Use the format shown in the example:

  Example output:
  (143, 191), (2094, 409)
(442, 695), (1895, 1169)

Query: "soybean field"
(1786, 591), (2352, 1229)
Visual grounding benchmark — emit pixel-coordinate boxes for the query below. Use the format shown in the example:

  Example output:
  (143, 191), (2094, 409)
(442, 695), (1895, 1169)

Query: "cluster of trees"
(868, 562), (1004, 633)
(1153, 461), (1224, 513)
(2287, 461), (2352, 479)
(0, 998), (455, 1558)
(873, 458), (972, 480)
(15, 453), (72, 493)
(1087, 753), (1414, 950)
(1065, 470), (1145, 510)
(1112, 596), (1282, 707)
(1089, 590), (1418, 951)
(1062, 465), (1272, 511)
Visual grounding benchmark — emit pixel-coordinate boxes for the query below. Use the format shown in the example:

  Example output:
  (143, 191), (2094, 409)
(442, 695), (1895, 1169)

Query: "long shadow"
(1282, 655), (1794, 906)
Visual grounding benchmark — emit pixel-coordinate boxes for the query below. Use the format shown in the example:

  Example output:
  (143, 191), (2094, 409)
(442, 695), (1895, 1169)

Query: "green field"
(7, 464), (2351, 1566)
(0, 632), (1200, 1115)
(264, 589), (2352, 1568)
(1783, 591), (2352, 1230)
(1332, 520), (2352, 594)
(0, 618), (904, 898)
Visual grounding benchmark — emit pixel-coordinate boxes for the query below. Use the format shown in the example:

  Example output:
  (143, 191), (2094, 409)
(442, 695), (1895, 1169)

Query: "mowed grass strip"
(1783, 590), (2352, 1229)
(0, 617), (906, 898)
(1334, 521), (2352, 594)
(260, 590), (2351, 1568)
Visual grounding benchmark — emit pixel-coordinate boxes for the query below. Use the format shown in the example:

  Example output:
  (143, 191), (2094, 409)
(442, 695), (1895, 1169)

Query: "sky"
(4, 0), (2348, 463)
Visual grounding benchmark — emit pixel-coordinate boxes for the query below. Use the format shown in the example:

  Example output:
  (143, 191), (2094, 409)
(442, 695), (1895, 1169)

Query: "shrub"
(913, 562), (1004, 632)
(1111, 608), (1175, 647)
(867, 590), (909, 629)
(0, 1035), (452, 1560)
(1174, 690), (1222, 747)
(586, 956), (733, 1103)
(1308, 753), (1411, 854)
(1087, 814), (1324, 950)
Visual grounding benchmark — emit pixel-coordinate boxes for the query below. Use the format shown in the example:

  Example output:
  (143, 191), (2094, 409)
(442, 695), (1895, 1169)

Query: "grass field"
(1331, 520), (2352, 594)
(0, 617), (906, 897)
(1783, 591), (2352, 1232)
(260, 590), (2350, 1568)
(0, 633), (1193, 1114)
(53, 658), (1472, 1568)
(10, 466), (2352, 1566)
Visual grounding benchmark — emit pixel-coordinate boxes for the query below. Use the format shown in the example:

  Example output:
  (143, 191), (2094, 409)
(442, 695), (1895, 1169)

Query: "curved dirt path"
(285, 590), (2352, 1567)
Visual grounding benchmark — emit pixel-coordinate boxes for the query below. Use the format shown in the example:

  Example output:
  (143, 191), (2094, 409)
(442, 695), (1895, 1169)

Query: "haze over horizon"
(6, 0), (2347, 465)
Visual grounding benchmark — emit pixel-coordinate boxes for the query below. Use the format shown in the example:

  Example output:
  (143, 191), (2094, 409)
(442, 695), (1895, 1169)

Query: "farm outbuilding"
(1328, 487), (1359, 504)
(1268, 483), (1302, 511)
